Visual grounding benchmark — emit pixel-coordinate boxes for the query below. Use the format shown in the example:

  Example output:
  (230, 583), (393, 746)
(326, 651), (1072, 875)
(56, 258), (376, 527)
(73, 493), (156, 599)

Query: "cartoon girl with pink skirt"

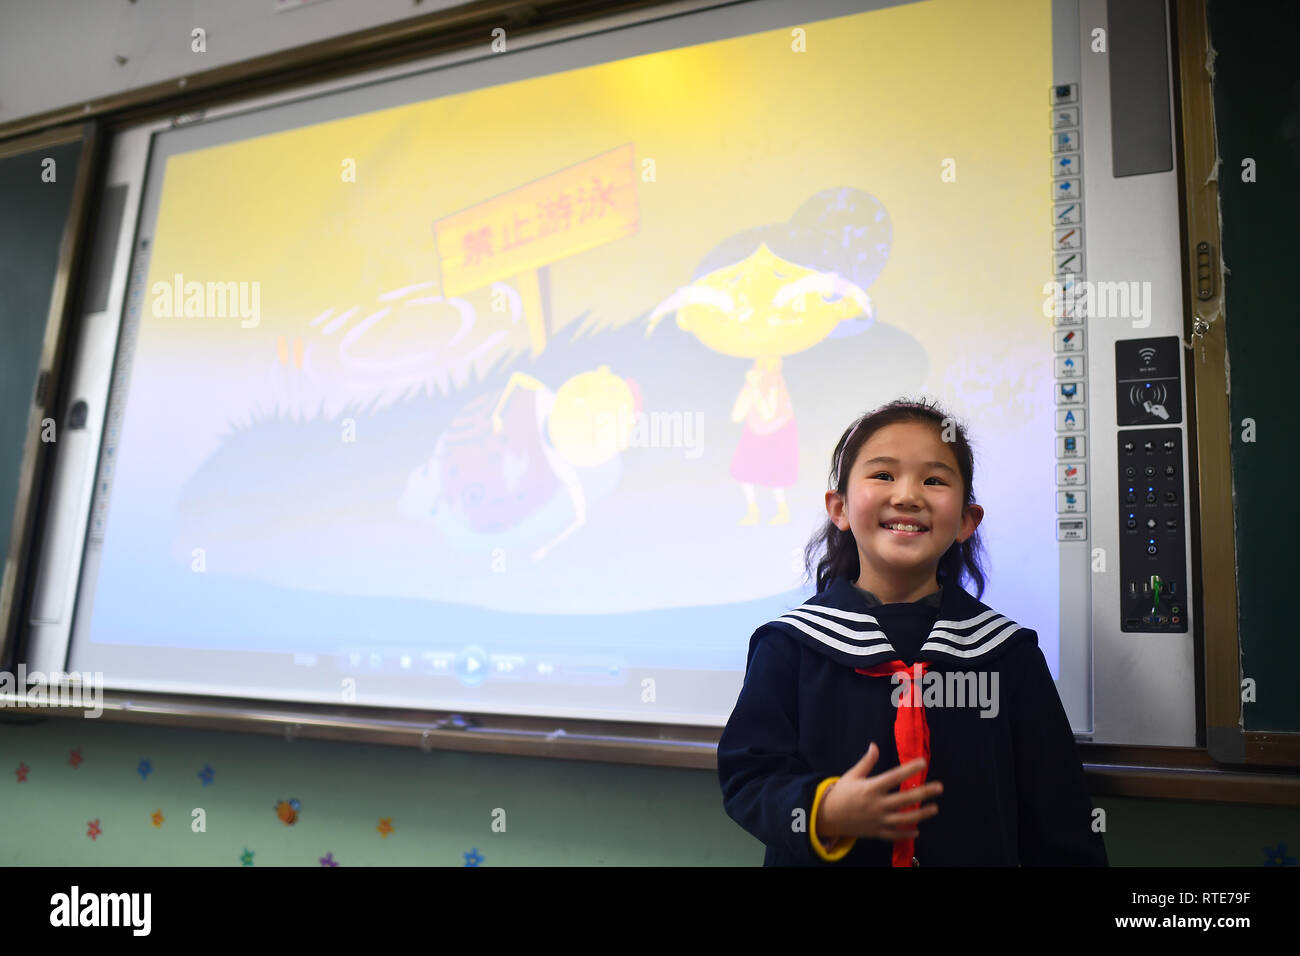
(731, 355), (797, 525)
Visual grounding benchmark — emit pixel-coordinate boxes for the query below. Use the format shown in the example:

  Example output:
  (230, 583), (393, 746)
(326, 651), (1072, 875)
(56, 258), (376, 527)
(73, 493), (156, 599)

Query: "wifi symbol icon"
(1138, 347), (1157, 365)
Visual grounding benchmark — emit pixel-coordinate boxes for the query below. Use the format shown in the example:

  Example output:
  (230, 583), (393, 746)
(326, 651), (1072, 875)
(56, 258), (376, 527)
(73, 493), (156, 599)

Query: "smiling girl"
(717, 397), (1107, 866)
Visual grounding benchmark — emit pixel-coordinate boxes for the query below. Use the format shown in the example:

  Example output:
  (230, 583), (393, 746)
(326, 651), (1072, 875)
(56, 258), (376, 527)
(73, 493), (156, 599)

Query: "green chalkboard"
(0, 135), (85, 666)
(1208, 0), (1300, 733)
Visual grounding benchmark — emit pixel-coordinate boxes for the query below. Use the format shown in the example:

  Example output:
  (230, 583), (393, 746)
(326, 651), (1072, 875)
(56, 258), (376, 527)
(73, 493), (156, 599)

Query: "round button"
(455, 646), (490, 687)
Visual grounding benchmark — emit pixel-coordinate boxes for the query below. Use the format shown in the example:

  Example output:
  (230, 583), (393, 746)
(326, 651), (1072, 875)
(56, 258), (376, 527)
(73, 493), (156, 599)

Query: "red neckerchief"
(854, 660), (930, 867)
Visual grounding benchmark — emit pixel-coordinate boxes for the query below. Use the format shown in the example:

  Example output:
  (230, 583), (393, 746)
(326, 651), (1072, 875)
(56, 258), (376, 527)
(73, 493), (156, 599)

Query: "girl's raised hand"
(817, 743), (942, 843)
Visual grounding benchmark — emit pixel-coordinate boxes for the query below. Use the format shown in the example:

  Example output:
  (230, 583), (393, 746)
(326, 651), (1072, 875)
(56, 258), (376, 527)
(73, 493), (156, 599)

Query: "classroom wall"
(1, 712), (1295, 865)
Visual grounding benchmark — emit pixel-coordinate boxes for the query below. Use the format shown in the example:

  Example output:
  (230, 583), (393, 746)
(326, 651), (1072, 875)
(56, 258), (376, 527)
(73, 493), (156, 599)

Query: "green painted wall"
(1, 715), (1294, 865)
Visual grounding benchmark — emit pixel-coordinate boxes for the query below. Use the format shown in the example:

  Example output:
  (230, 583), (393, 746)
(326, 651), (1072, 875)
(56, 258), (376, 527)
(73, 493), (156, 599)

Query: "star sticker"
(137, 759), (152, 780)
(275, 799), (300, 825)
(87, 819), (102, 841)
(319, 852), (338, 867)
(151, 809), (164, 828)
(16, 763), (29, 783)
(464, 848), (483, 867)
(377, 817), (393, 838)
(240, 849), (254, 866)
(69, 747), (83, 769)
(198, 764), (214, 786)
(1264, 842), (1297, 866)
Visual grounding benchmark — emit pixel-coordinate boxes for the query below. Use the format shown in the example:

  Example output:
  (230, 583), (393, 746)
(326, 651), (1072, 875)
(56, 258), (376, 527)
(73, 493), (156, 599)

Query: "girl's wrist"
(815, 787), (840, 838)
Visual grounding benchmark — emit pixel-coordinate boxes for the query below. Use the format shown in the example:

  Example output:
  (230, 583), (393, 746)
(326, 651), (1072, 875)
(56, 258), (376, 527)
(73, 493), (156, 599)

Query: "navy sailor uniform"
(717, 574), (1108, 866)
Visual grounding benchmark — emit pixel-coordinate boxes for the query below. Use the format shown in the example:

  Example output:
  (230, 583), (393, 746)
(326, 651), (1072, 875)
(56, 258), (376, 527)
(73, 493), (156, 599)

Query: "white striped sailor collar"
(763, 574), (1034, 669)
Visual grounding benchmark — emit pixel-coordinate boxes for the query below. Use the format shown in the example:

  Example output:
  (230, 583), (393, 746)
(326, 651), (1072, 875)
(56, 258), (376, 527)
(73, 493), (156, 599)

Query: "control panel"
(1115, 337), (1188, 632)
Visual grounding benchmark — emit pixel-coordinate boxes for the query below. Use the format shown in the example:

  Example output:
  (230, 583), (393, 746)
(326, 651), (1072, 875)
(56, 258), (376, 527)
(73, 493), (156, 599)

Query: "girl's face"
(826, 421), (983, 600)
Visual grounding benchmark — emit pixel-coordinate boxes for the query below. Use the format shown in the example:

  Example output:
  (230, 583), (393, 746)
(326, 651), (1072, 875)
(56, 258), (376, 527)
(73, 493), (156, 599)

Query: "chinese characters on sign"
(434, 144), (639, 297)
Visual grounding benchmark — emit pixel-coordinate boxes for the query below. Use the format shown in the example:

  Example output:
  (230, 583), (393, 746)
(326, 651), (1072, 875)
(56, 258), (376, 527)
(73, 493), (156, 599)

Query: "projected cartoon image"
(165, 184), (913, 608)
(77, 0), (1064, 716)
(397, 367), (640, 562)
(646, 188), (890, 525)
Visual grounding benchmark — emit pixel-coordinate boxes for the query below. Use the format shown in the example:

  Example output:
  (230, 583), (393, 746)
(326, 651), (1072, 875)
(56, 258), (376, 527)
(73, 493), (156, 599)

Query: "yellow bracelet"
(810, 776), (856, 862)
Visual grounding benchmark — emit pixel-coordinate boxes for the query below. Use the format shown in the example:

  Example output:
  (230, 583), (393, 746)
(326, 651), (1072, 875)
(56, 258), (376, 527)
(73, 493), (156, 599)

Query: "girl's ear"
(824, 488), (849, 530)
(959, 503), (985, 541)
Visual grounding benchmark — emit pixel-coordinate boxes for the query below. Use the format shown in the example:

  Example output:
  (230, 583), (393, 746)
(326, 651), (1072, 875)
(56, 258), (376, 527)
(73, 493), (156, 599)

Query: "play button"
(455, 646), (489, 687)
